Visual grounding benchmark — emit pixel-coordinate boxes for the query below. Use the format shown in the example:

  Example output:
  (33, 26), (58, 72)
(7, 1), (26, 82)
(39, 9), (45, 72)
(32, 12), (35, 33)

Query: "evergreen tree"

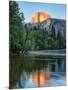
(9, 1), (24, 53)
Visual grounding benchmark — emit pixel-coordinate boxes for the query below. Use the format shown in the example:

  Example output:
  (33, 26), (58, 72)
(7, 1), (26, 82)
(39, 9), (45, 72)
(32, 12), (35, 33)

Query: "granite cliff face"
(25, 12), (66, 39)
(25, 18), (66, 38)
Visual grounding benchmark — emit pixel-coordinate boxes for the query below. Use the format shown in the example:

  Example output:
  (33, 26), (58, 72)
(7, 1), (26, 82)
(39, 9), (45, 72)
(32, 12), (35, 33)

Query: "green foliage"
(9, 1), (25, 53)
(9, 1), (66, 54)
(33, 30), (48, 49)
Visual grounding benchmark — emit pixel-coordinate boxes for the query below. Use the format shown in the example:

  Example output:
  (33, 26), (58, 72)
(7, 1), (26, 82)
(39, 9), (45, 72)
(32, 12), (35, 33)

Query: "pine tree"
(9, 1), (24, 53)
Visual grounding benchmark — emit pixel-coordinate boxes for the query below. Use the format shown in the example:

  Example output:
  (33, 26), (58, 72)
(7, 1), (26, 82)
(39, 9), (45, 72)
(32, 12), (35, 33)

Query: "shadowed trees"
(9, 1), (25, 54)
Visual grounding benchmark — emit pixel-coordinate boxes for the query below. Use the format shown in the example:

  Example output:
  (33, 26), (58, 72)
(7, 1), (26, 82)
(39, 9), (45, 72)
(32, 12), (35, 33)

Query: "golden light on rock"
(31, 12), (51, 24)
(31, 71), (49, 86)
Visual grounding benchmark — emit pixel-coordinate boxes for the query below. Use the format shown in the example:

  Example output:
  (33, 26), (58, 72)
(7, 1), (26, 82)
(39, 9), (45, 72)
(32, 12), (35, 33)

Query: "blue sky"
(17, 1), (66, 22)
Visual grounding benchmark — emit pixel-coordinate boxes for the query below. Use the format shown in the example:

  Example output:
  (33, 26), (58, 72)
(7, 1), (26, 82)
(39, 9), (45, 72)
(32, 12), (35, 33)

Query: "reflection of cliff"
(31, 71), (49, 86)
(31, 12), (51, 24)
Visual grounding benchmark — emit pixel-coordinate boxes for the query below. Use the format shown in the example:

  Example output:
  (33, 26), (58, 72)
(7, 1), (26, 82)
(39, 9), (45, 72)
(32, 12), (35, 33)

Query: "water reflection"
(9, 54), (66, 89)
(31, 71), (49, 86)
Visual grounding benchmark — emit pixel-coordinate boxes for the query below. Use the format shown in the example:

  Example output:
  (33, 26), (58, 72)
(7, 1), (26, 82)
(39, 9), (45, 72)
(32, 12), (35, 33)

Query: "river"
(9, 50), (66, 89)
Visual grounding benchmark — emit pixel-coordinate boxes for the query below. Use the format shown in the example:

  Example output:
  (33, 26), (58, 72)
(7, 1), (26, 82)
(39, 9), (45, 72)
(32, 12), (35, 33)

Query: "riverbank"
(10, 49), (66, 55)
(27, 50), (66, 57)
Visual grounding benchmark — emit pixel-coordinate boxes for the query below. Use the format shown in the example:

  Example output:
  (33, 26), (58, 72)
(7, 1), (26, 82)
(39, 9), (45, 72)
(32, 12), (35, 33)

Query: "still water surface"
(9, 50), (66, 89)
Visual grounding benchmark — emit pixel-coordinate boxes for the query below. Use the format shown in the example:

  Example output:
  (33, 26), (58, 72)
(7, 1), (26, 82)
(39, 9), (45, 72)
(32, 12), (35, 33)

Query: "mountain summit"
(31, 12), (51, 24)
(25, 12), (66, 39)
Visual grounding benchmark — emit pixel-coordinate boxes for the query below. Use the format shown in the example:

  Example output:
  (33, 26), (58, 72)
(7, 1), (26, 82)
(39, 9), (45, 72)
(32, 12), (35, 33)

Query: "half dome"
(31, 12), (51, 24)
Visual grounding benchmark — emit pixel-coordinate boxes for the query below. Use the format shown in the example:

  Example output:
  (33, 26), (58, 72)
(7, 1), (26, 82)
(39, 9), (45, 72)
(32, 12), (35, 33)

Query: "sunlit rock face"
(25, 12), (66, 39)
(31, 12), (51, 24)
